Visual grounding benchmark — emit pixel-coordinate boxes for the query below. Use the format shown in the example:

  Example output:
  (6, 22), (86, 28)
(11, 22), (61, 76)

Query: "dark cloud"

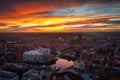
(107, 20), (120, 24)
(106, 18), (120, 24)
(0, 0), (16, 15)
(0, 0), (119, 16)
(9, 25), (21, 28)
(28, 11), (51, 17)
(90, 0), (120, 4)
(0, 23), (8, 26)
(0, 25), (29, 32)
(107, 29), (120, 31)
(31, 28), (42, 32)
(82, 25), (110, 28)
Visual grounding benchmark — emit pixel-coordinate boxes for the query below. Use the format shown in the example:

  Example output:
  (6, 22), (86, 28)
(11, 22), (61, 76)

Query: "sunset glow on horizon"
(0, 0), (120, 32)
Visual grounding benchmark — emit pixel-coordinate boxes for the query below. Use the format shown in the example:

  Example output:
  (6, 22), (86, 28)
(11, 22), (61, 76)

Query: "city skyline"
(0, 0), (120, 32)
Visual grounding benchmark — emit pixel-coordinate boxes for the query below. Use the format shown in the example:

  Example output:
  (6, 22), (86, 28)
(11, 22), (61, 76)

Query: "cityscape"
(0, 0), (120, 80)
(0, 32), (120, 80)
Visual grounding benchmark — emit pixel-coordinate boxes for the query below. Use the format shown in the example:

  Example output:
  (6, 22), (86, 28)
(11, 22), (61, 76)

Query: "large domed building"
(23, 48), (50, 62)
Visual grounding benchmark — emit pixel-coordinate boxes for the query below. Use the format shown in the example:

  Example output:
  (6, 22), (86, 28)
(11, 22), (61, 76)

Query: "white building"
(0, 70), (19, 80)
(23, 48), (50, 62)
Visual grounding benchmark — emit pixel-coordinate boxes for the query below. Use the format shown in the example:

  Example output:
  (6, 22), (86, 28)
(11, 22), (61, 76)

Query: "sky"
(0, 0), (120, 32)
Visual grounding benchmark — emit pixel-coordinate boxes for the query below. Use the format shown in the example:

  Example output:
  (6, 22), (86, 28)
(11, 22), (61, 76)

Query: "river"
(51, 58), (74, 72)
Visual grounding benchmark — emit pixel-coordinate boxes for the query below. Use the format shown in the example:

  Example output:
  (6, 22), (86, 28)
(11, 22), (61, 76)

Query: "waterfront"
(52, 58), (73, 71)
(0, 32), (120, 80)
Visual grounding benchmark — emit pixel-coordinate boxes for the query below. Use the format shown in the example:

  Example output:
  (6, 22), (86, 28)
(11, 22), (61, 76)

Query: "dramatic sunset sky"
(0, 0), (120, 32)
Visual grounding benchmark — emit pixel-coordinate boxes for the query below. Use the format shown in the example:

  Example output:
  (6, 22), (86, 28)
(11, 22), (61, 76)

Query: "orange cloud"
(0, 0), (120, 32)
(0, 15), (120, 32)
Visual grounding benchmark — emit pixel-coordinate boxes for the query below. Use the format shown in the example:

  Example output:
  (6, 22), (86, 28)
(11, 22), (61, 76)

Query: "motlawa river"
(51, 58), (73, 71)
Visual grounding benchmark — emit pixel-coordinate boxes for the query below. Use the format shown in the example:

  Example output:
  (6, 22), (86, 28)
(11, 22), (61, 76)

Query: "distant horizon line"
(0, 31), (120, 33)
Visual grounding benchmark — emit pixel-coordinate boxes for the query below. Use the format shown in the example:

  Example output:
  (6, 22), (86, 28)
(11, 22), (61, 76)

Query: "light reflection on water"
(52, 58), (73, 69)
